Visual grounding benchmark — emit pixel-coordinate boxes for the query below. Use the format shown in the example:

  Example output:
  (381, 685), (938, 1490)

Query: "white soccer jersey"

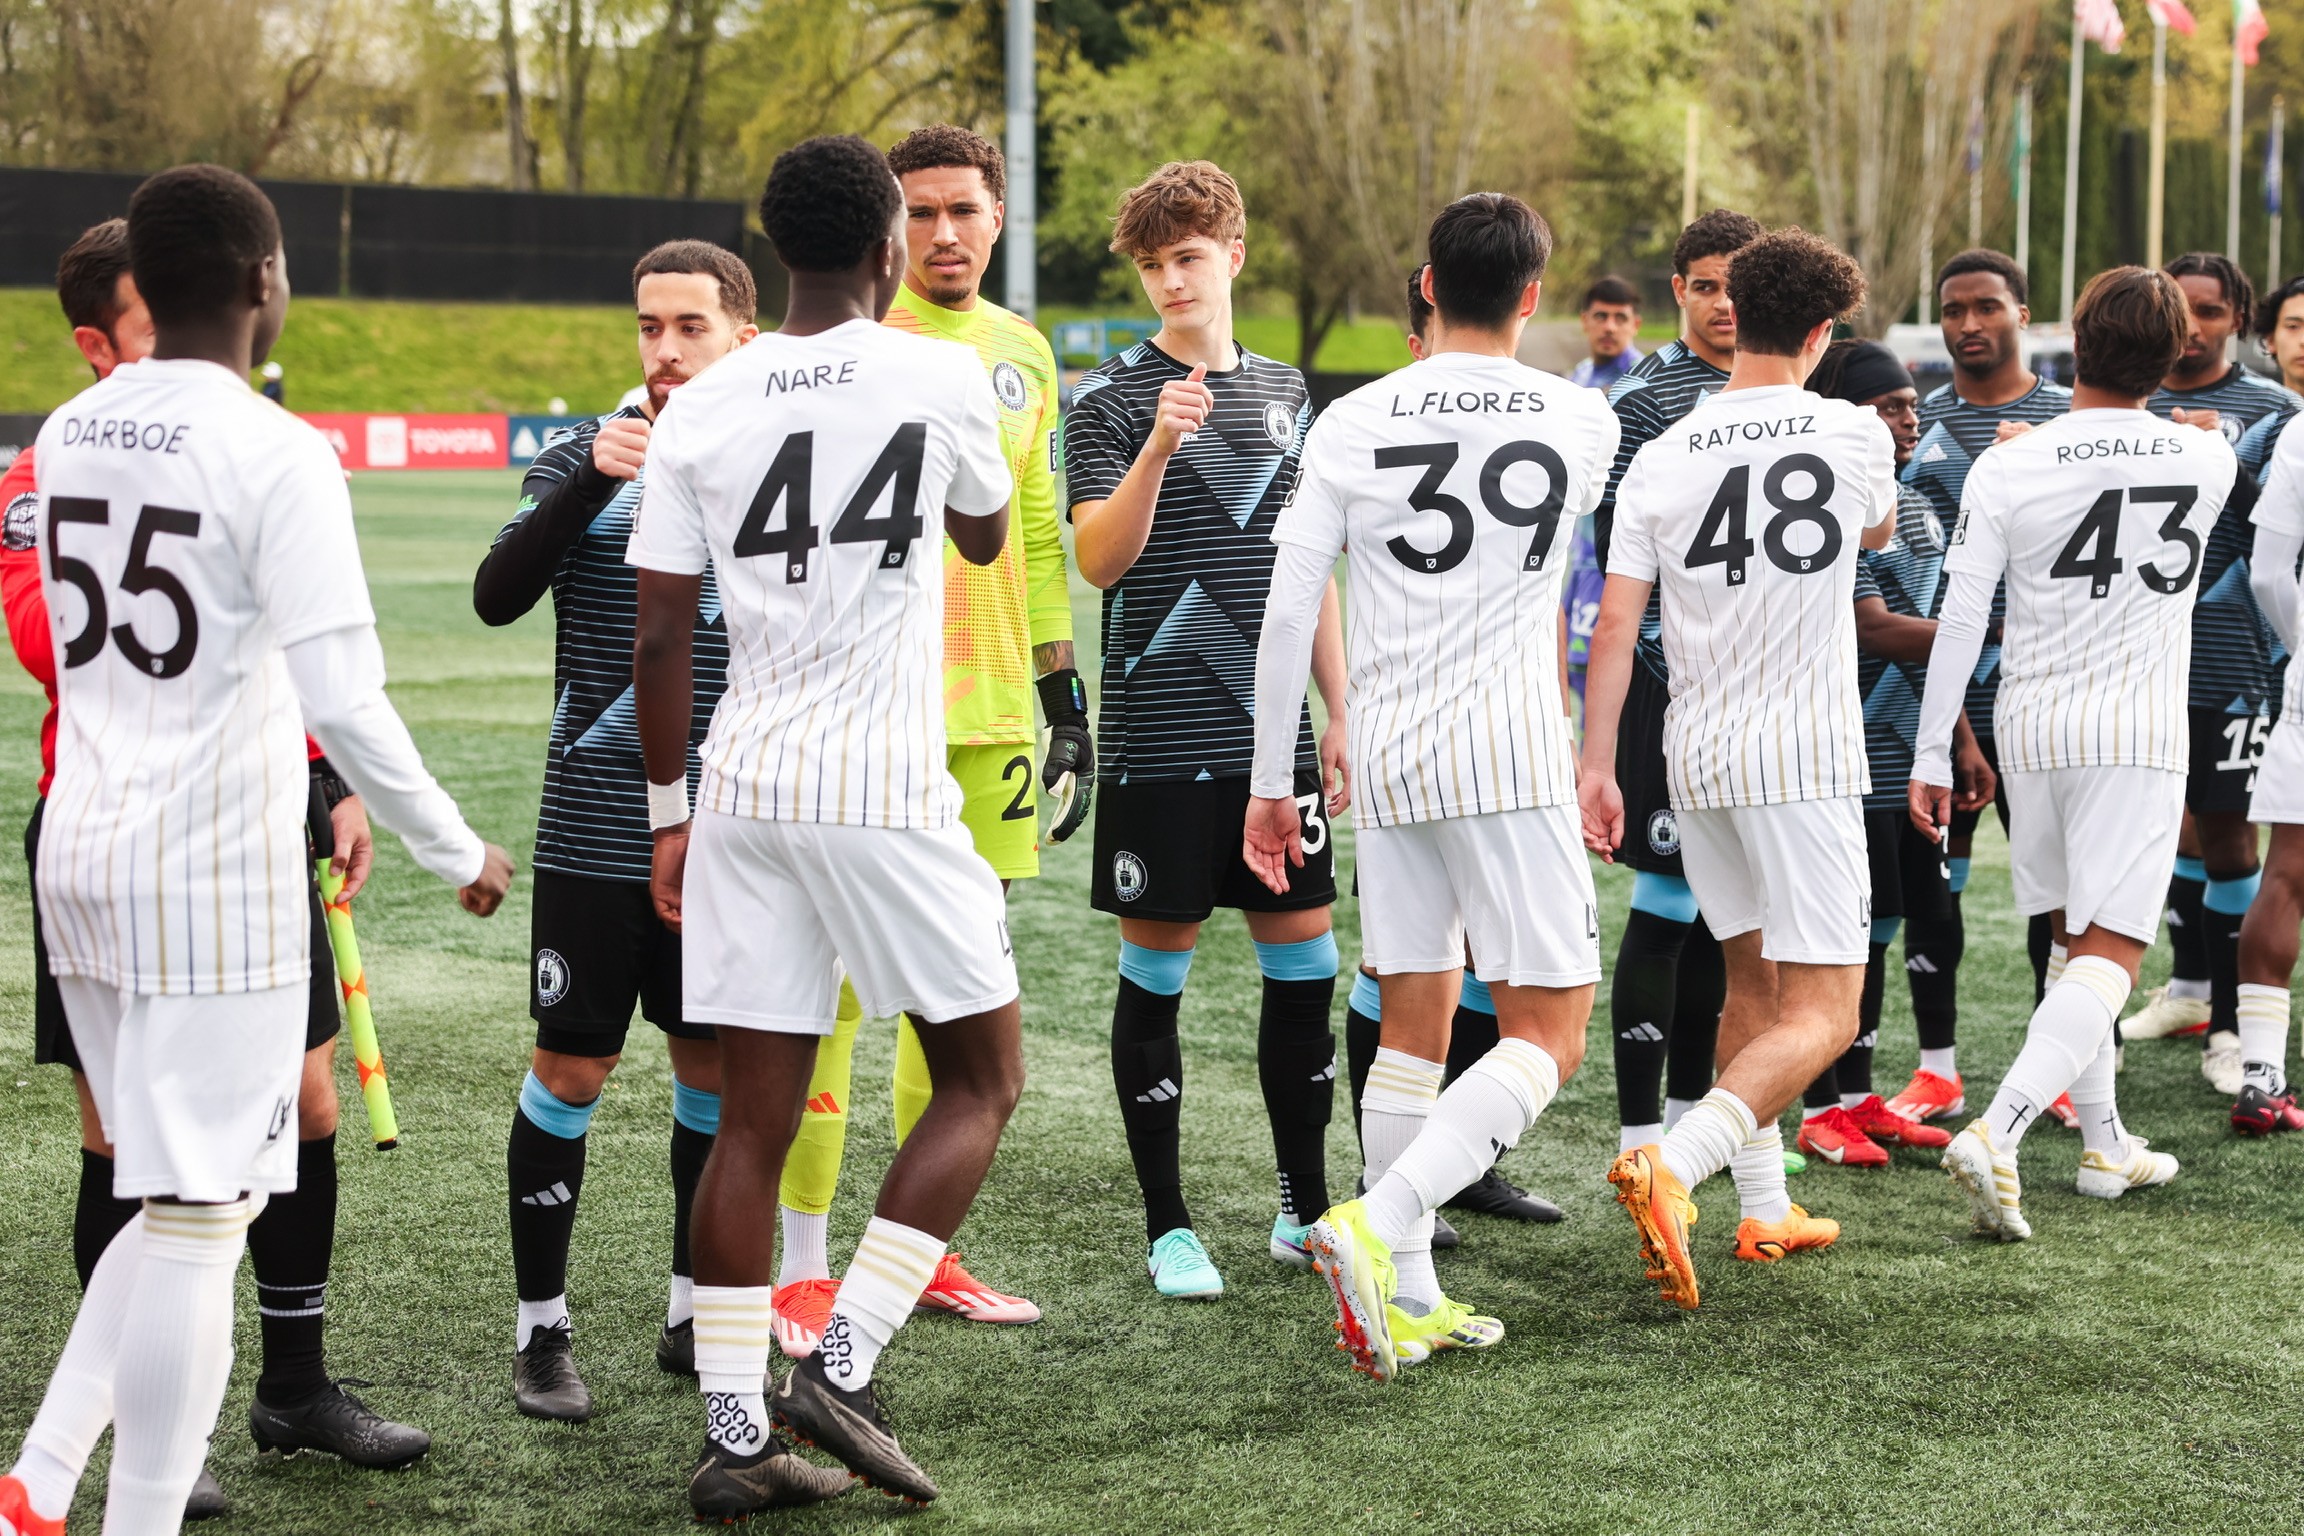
(2253, 411), (2304, 720)
(1948, 409), (2234, 772)
(1608, 384), (1896, 809)
(33, 359), (377, 995)
(1276, 353), (1619, 826)
(628, 319), (1012, 828)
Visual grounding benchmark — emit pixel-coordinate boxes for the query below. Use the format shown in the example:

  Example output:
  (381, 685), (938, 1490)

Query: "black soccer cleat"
(1431, 1211), (1462, 1249)
(771, 1354), (937, 1505)
(185, 1460), (229, 1521)
(251, 1379), (431, 1468)
(514, 1322), (595, 1422)
(658, 1318), (697, 1377)
(1443, 1168), (1566, 1224)
(687, 1433), (853, 1519)
(2232, 1083), (2304, 1136)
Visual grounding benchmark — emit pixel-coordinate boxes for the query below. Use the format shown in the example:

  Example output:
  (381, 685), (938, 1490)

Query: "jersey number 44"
(733, 423), (929, 584)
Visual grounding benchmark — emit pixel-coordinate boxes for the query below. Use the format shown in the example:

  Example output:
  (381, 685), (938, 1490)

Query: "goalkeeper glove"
(1036, 668), (1095, 843)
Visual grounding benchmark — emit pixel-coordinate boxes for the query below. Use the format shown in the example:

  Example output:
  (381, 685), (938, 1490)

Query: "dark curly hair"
(1724, 226), (1866, 356)
(2166, 250), (2256, 340)
(126, 164), (281, 327)
(57, 218), (131, 336)
(2072, 266), (2190, 398)
(759, 135), (902, 274)
(887, 123), (1005, 203)
(1672, 208), (1762, 277)
(2257, 273), (2304, 346)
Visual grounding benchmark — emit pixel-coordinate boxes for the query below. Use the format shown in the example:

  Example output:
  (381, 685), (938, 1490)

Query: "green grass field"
(0, 470), (2301, 1534)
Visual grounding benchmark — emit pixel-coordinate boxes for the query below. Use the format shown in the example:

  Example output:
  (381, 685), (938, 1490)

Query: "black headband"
(1824, 341), (1912, 406)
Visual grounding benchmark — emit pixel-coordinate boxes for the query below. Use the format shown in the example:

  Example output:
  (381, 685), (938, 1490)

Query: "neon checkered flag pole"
(307, 787), (400, 1149)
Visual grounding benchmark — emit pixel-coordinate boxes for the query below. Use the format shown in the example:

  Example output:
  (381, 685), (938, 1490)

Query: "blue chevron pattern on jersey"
(1856, 486), (1950, 809)
(1599, 338), (1731, 685)
(2148, 365), (2303, 714)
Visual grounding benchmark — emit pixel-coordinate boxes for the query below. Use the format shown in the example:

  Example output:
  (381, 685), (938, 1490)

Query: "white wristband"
(647, 778), (691, 830)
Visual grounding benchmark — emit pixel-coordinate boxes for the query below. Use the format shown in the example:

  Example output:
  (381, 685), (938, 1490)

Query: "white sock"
(1365, 1039), (1559, 1246)
(2237, 983), (2291, 1094)
(1802, 1101), (1836, 1123)
(516, 1295), (569, 1353)
(1619, 1121), (1665, 1152)
(1390, 1222), (1440, 1316)
(822, 1217), (943, 1390)
(105, 1200), (253, 1534)
(1360, 1048), (1443, 1193)
(2045, 944), (2069, 988)
(1840, 1092), (1870, 1111)
(693, 1285), (775, 1455)
(667, 1274), (694, 1330)
(777, 1205), (830, 1287)
(2167, 975), (2211, 1001)
(1984, 955), (2129, 1148)
(1658, 1089), (1758, 1190)
(10, 1212), (145, 1520)
(1730, 1123), (1791, 1223)
(1919, 1047), (1957, 1079)
(1662, 1095), (1697, 1131)
(2067, 1035), (2128, 1157)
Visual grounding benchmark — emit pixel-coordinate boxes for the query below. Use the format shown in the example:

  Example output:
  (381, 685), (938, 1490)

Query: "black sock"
(1612, 908), (1691, 1125)
(72, 1148), (139, 1290)
(1802, 1062), (1839, 1112)
(1444, 1005), (1501, 1085)
(1344, 1000), (1380, 1154)
(249, 1134), (337, 1407)
(1836, 941), (1888, 1100)
(1904, 900), (1963, 1053)
(2205, 901), (2246, 1038)
(2167, 869), (2209, 986)
(1112, 977), (1190, 1243)
(1666, 924), (1726, 1105)
(509, 1105), (588, 1303)
(669, 1121), (713, 1288)
(2028, 913), (2054, 1005)
(1257, 975), (1335, 1223)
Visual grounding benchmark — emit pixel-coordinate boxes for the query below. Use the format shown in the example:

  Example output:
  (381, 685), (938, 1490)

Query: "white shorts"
(683, 811), (1019, 1033)
(1356, 807), (1601, 988)
(1678, 797), (1871, 965)
(2249, 712), (2304, 826)
(59, 977), (304, 1203)
(2002, 766), (2185, 943)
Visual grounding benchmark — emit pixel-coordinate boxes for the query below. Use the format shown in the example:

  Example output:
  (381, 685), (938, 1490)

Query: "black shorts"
(1864, 807), (1952, 925)
(2187, 706), (2272, 816)
(1617, 662), (1684, 878)
(28, 798), (340, 1071)
(530, 867), (713, 1057)
(1090, 769), (1337, 923)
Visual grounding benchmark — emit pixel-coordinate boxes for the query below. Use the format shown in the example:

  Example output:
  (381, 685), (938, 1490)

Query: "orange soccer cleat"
(912, 1252), (1041, 1325)
(2046, 1092), (2080, 1130)
(1841, 1093), (1953, 1150)
(1734, 1203), (1841, 1262)
(1608, 1145), (1701, 1310)
(772, 1277), (840, 1360)
(1885, 1068), (1965, 1122)
(0, 1475), (63, 1536)
(1795, 1107), (1890, 1167)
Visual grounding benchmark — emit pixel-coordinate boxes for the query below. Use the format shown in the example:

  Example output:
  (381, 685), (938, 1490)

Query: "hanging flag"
(2077, 0), (2127, 52)
(2147, 0), (2198, 33)
(2235, 0), (2267, 66)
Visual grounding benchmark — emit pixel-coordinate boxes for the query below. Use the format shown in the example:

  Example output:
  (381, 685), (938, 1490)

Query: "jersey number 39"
(48, 496), (202, 678)
(1376, 439), (1568, 575)
(734, 422), (929, 584)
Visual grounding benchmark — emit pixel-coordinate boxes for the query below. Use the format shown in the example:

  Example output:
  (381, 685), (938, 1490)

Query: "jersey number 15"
(734, 423), (928, 584)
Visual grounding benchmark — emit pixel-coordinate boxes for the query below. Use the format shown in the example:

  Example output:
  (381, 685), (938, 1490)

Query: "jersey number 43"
(2048, 485), (2202, 599)
(48, 496), (201, 678)
(734, 422), (928, 584)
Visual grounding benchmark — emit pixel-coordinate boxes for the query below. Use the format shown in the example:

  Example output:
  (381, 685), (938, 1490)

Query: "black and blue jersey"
(1855, 487), (1950, 811)
(1599, 339), (1731, 685)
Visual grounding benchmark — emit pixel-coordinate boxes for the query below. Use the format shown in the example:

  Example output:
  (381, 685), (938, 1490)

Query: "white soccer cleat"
(2201, 1032), (2245, 1096)
(2122, 985), (2212, 1040)
(1941, 1121), (2030, 1242)
(2075, 1136), (2180, 1199)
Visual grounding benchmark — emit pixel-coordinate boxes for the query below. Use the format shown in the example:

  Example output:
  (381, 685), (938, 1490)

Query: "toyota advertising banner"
(303, 413), (511, 470)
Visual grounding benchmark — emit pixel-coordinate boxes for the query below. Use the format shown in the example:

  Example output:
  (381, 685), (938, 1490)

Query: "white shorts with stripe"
(2248, 711), (2304, 826)
(1677, 796), (1871, 966)
(1356, 806), (1600, 988)
(2002, 765), (2184, 944)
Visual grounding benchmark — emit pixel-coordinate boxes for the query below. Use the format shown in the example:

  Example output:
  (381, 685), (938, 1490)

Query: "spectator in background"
(1570, 275), (1642, 391)
(2259, 275), (2304, 396)
(260, 358), (285, 403)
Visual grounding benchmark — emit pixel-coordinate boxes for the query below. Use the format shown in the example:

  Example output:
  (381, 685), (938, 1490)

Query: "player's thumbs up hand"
(1150, 364), (1215, 458)
(460, 842), (515, 917)
(594, 417), (652, 480)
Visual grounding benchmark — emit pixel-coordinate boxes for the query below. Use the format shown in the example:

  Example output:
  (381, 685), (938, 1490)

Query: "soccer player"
(2257, 275), (2304, 396)
(629, 133), (1020, 1516)
(1919, 267), (2235, 1241)
(2128, 254), (2301, 1099)
(1571, 275), (1643, 390)
(1583, 227), (1896, 1310)
(1252, 193), (1614, 1377)
(0, 162), (510, 1536)
(1066, 161), (1348, 1299)
(1891, 248), (2073, 1125)
(0, 220), (430, 1518)
(473, 240), (755, 1417)
(1593, 209), (1759, 1161)
(767, 122), (1067, 1354)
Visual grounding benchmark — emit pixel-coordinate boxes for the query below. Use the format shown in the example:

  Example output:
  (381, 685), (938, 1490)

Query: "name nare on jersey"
(1277, 353), (1620, 827)
(627, 319), (1012, 830)
(1949, 409), (2236, 773)
(1608, 385), (1897, 810)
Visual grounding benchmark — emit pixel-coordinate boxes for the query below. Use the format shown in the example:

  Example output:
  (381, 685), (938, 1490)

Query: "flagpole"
(2271, 95), (2286, 289)
(2230, 23), (2247, 260)
(2151, 16), (2169, 267)
(2017, 83), (2033, 276)
(1969, 90), (1985, 248)
(1682, 103), (1700, 228)
(2062, 18), (2085, 321)
(1922, 75), (1938, 325)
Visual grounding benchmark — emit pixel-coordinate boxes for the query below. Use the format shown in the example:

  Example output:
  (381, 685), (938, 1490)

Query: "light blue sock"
(519, 1070), (598, 1139)
(1348, 970), (1383, 1018)
(2206, 871), (2263, 915)
(1947, 857), (1971, 895)
(1457, 974), (1497, 1014)
(1871, 917), (1904, 946)
(672, 1080), (721, 1136)
(1253, 933), (1339, 981)
(1119, 941), (1195, 996)
(2173, 855), (2208, 884)
(1629, 871), (1700, 924)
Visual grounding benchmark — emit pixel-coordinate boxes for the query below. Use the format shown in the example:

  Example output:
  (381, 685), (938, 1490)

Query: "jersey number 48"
(734, 423), (928, 584)
(1684, 454), (1841, 585)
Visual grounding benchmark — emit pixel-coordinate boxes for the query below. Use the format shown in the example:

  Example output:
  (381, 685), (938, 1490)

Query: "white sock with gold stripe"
(1985, 954), (2127, 1149)
(822, 1218), (943, 1390)
(2237, 983), (2290, 1094)
(693, 1285), (775, 1455)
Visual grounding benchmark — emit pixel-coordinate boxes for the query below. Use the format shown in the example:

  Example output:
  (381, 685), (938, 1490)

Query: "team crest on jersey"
(2, 492), (35, 552)
(1112, 851), (1148, 902)
(1263, 401), (1296, 449)
(2219, 416), (2244, 444)
(992, 361), (1028, 411)
(1646, 808), (1681, 857)
(536, 949), (571, 1007)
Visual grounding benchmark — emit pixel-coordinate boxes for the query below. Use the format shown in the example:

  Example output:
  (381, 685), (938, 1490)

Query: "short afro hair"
(1423, 193), (1550, 330)
(758, 135), (902, 274)
(2257, 273), (2304, 342)
(1405, 263), (1433, 340)
(2167, 250), (2257, 340)
(1580, 275), (1640, 312)
(1110, 161), (1245, 258)
(57, 218), (131, 336)
(887, 123), (1005, 203)
(2072, 265), (2190, 398)
(1672, 208), (1762, 277)
(1725, 226), (1867, 356)
(1937, 247), (2028, 307)
(126, 165), (281, 328)
(632, 239), (757, 324)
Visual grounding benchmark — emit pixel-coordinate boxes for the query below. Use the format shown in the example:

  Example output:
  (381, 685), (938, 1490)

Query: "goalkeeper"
(769, 123), (1086, 1355)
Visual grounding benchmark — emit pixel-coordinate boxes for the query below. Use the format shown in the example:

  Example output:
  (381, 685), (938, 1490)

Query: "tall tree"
(496, 0), (538, 189)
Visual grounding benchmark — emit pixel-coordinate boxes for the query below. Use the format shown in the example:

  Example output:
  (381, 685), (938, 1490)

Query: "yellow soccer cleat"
(1388, 1294), (1504, 1367)
(1942, 1119), (2030, 1241)
(1306, 1199), (1398, 1381)
(1608, 1145), (1700, 1310)
(1733, 1203), (1840, 1262)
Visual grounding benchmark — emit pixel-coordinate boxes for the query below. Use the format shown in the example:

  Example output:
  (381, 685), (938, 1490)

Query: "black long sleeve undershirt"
(472, 422), (629, 627)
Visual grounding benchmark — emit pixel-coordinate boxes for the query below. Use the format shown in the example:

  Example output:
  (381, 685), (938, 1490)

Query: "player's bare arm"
(328, 792), (375, 900)
(1071, 363), (1211, 587)
(1576, 573), (1651, 859)
(633, 568), (702, 930)
(947, 500), (1011, 566)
